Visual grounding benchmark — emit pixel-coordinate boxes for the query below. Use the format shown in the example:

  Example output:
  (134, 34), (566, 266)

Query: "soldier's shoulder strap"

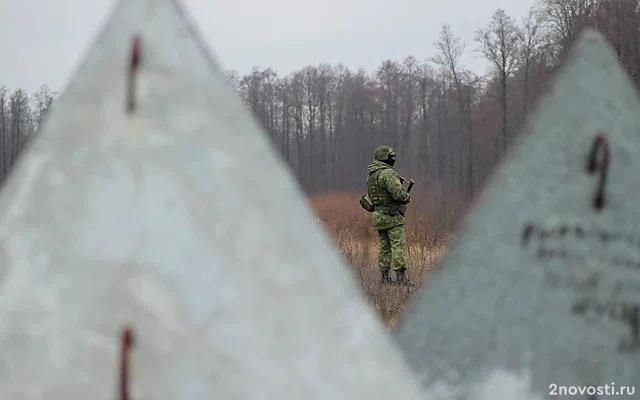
(368, 168), (382, 179)
(366, 169), (384, 198)
(374, 168), (386, 186)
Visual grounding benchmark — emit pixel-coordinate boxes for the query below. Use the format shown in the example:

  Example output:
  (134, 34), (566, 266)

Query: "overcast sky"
(1, 0), (533, 94)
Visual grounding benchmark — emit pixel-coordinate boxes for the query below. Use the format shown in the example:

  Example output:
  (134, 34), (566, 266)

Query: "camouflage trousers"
(377, 224), (406, 271)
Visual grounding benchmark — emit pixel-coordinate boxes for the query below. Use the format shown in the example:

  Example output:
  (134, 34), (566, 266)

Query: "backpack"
(359, 169), (382, 213)
(359, 193), (374, 212)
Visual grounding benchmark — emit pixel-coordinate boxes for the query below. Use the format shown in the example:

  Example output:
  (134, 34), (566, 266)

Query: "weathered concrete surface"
(394, 29), (640, 399)
(0, 0), (427, 398)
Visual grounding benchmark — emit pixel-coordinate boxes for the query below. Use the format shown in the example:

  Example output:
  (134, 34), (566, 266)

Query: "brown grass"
(309, 187), (466, 328)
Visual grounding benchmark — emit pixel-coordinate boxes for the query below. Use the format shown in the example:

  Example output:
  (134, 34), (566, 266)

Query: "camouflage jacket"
(366, 160), (410, 230)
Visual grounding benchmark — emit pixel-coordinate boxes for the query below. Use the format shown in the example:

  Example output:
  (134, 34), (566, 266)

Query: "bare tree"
(432, 24), (475, 196)
(0, 87), (9, 178)
(32, 84), (56, 131)
(7, 89), (33, 176)
(475, 9), (521, 149)
(536, 0), (599, 57)
(518, 6), (545, 118)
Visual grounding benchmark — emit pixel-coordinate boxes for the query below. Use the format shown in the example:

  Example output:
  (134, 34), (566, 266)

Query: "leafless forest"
(0, 0), (638, 231)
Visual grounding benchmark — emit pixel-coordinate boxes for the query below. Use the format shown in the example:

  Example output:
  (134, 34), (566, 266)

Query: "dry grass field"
(309, 188), (466, 328)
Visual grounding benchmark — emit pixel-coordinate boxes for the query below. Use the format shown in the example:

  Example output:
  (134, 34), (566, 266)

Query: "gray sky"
(1, 0), (533, 94)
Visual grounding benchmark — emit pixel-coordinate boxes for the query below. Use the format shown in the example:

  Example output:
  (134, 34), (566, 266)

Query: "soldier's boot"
(380, 269), (392, 284)
(395, 268), (410, 286)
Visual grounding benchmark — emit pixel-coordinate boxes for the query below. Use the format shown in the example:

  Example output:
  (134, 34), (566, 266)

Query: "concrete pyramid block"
(394, 29), (640, 399)
(0, 0), (426, 398)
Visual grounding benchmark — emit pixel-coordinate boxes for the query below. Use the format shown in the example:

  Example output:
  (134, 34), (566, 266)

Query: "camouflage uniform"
(366, 145), (411, 285)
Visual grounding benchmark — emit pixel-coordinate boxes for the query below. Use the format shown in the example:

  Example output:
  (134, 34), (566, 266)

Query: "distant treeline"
(2, 0), (638, 215)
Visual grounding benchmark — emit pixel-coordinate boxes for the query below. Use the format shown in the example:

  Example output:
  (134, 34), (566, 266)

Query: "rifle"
(399, 176), (415, 193)
(396, 176), (414, 217)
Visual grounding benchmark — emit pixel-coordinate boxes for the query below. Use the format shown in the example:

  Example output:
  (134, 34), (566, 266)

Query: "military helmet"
(374, 145), (396, 161)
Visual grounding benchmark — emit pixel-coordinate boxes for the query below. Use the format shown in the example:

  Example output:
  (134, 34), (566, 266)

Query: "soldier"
(365, 145), (411, 285)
